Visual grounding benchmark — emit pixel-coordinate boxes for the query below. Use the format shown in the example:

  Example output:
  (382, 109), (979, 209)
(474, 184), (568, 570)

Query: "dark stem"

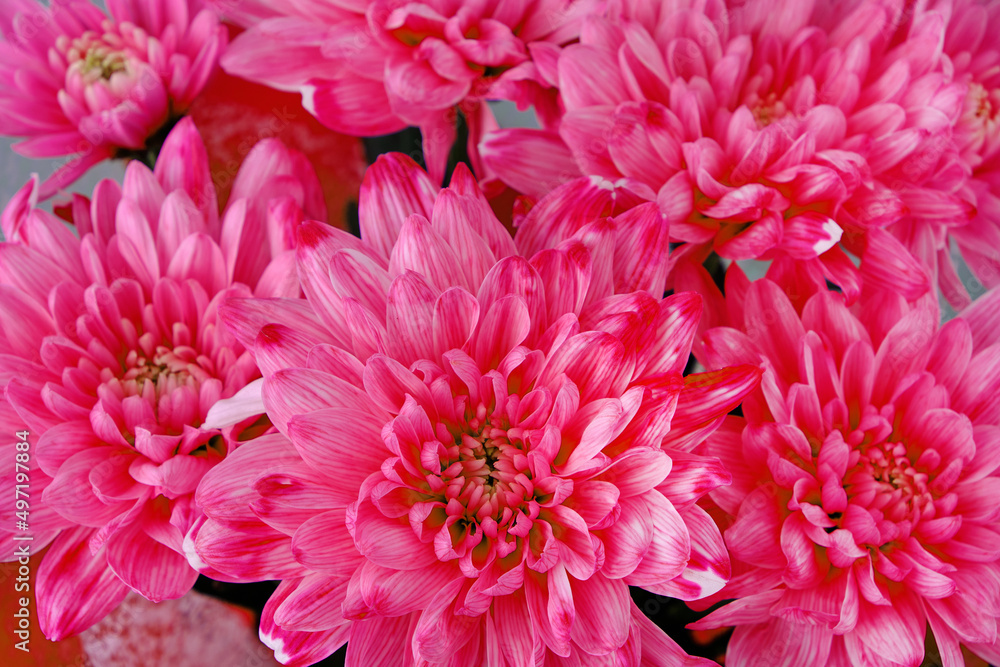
(359, 106), (474, 187)
(113, 114), (183, 170)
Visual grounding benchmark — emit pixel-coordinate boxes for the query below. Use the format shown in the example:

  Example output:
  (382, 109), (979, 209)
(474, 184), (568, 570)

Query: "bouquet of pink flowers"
(1, 1), (999, 666)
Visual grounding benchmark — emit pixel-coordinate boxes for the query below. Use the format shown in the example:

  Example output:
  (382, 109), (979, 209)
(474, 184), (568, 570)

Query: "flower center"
(60, 30), (131, 83)
(82, 45), (127, 79)
(964, 81), (1000, 142)
(457, 433), (503, 487)
(748, 91), (790, 128)
(971, 82), (996, 120)
(397, 391), (574, 570)
(439, 409), (534, 526)
(845, 439), (934, 539)
(121, 346), (214, 424)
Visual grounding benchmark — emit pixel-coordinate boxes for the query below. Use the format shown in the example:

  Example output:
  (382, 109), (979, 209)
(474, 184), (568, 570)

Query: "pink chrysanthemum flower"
(214, 0), (596, 185)
(483, 0), (972, 303)
(689, 273), (1000, 666)
(0, 0), (227, 197)
(933, 0), (1000, 307)
(191, 154), (760, 666)
(0, 118), (326, 640)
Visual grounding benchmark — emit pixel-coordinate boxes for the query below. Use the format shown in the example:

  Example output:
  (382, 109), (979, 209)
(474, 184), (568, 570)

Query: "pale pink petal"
(626, 491), (691, 587)
(286, 407), (388, 488)
(480, 128), (581, 199)
(260, 579), (351, 666)
(194, 515), (305, 582)
(350, 498), (438, 571)
(412, 578), (479, 662)
(649, 505), (730, 601)
(389, 214), (471, 292)
(273, 573), (351, 632)
(359, 153), (437, 261)
(203, 378), (264, 429)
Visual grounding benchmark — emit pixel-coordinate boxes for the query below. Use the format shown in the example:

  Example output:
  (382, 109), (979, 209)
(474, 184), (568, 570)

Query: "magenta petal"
(349, 561), (461, 619)
(959, 286), (1000, 353)
(595, 447), (672, 497)
(689, 589), (786, 631)
(598, 496), (653, 580)
(220, 296), (331, 350)
(664, 365), (763, 451)
(638, 292), (703, 378)
(362, 355), (434, 413)
(195, 434), (299, 528)
(36, 146), (115, 200)
(344, 614), (413, 667)
(290, 508), (363, 577)
(860, 227), (931, 301)
(165, 233), (227, 295)
(260, 578), (351, 666)
(302, 73), (409, 135)
(538, 330), (628, 403)
(273, 572), (351, 632)
(647, 505), (730, 601)
(854, 594), (925, 666)
(154, 117), (218, 229)
(35, 421), (101, 477)
(657, 451), (732, 511)
(43, 447), (131, 527)
(569, 574), (630, 654)
(350, 497), (437, 571)
(515, 175), (649, 258)
(36, 527), (130, 640)
(389, 214), (470, 292)
(490, 590), (535, 666)
(473, 294), (532, 371)
(286, 407), (388, 489)
(525, 565), (573, 657)
(432, 287), (480, 357)
(558, 44), (628, 109)
(611, 202), (671, 296)
(724, 484), (785, 569)
(925, 605), (966, 667)
(429, 189), (498, 289)
(781, 512), (828, 588)
(727, 618), (833, 667)
(253, 322), (327, 377)
(105, 521), (198, 602)
(329, 248), (392, 322)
